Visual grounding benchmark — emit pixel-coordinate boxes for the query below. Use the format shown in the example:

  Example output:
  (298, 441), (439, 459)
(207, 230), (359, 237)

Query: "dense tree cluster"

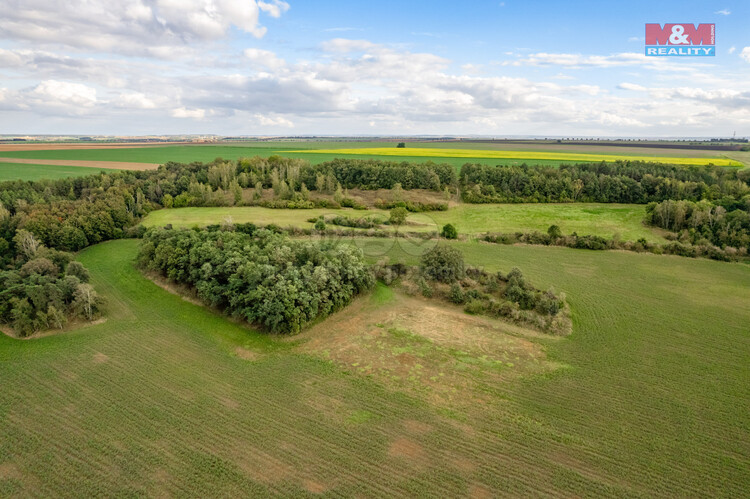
(460, 161), (750, 204)
(0, 233), (103, 337)
(301, 158), (457, 191)
(646, 199), (750, 251)
(138, 227), (374, 333)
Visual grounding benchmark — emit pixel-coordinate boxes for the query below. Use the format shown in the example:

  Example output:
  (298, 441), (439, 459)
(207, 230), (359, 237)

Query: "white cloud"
(171, 107), (206, 119)
(254, 113), (293, 127)
(258, 0), (290, 18)
(714, 9), (731, 15)
(728, 46), (736, 54)
(0, 0), (288, 57)
(32, 80), (98, 108)
(741, 47), (750, 63)
(618, 83), (647, 91)
(320, 38), (378, 53)
(244, 48), (286, 70)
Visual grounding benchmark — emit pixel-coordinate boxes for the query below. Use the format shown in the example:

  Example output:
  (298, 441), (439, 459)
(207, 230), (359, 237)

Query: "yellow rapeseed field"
(295, 147), (742, 166)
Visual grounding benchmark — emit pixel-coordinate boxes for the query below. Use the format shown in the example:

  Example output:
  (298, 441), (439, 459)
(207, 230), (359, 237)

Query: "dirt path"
(0, 157), (160, 171)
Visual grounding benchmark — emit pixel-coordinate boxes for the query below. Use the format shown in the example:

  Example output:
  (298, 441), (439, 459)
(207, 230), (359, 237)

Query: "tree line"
(137, 227), (374, 334)
(0, 232), (103, 336)
(646, 199), (750, 252)
(460, 161), (750, 204)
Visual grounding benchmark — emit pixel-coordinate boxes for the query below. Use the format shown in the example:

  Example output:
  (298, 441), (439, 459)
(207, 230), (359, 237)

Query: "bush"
(389, 207), (408, 226)
(420, 245), (465, 283)
(449, 283), (464, 304)
(464, 300), (484, 315)
(441, 223), (458, 240)
(547, 224), (562, 239)
(314, 219), (326, 231)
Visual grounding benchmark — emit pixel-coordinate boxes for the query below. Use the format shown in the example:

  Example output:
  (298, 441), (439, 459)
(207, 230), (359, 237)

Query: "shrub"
(420, 245), (465, 283)
(389, 207), (408, 226)
(464, 300), (484, 315)
(547, 224), (562, 239)
(441, 223), (458, 240)
(314, 219), (326, 231)
(449, 283), (464, 304)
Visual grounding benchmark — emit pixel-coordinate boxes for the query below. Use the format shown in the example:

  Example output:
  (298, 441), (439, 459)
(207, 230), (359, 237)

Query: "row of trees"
(137, 227), (374, 333)
(460, 161), (750, 204)
(0, 233), (103, 336)
(645, 199), (750, 250)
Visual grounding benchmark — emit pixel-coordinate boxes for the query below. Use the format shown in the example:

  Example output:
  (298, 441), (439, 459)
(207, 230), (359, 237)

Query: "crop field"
(1, 239), (748, 496)
(142, 203), (667, 243)
(0, 162), (118, 181)
(295, 147), (743, 167)
(0, 140), (744, 176)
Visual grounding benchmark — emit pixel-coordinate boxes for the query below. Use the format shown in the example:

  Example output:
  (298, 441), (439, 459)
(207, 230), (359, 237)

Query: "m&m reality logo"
(645, 23), (715, 56)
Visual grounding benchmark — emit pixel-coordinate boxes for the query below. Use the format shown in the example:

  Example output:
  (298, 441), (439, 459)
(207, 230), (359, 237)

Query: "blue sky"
(0, 0), (748, 136)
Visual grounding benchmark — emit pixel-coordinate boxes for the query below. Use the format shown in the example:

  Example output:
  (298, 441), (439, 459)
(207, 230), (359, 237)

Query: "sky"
(0, 0), (748, 137)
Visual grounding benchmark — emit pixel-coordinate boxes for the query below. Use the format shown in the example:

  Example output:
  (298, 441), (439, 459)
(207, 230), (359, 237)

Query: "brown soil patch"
(236, 451), (293, 484)
(0, 462), (22, 480)
(388, 437), (425, 460)
(403, 420), (433, 435)
(234, 347), (258, 361)
(303, 479), (328, 494)
(0, 157), (159, 171)
(468, 483), (492, 499)
(92, 352), (109, 364)
(219, 396), (239, 409)
(450, 456), (477, 473)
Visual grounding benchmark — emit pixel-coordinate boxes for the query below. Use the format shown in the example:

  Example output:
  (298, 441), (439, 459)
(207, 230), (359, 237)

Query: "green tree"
(66, 261), (90, 283)
(420, 245), (465, 283)
(441, 223), (458, 239)
(547, 224), (562, 239)
(389, 207), (408, 226)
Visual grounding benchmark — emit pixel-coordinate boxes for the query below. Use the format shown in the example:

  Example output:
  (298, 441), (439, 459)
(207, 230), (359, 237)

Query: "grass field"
(0, 162), (115, 181)
(296, 147), (743, 167)
(1, 239), (748, 495)
(142, 203), (667, 243)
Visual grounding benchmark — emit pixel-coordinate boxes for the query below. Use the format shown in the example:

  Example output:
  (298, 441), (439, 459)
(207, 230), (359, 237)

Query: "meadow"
(142, 203), (667, 243)
(1, 238), (748, 496)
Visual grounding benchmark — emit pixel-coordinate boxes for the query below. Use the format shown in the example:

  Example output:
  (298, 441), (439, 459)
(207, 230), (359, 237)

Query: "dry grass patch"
(297, 290), (559, 409)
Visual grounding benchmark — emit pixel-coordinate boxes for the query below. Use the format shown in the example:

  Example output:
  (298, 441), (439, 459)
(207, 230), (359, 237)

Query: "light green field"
(142, 203), (667, 243)
(1, 239), (748, 495)
(296, 147), (743, 167)
(0, 162), (111, 181)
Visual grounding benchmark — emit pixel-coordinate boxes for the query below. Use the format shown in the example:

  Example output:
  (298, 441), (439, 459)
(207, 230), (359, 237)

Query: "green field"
(0, 162), (113, 182)
(1, 239), (748, 495)
(142, 203), (667, 243)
